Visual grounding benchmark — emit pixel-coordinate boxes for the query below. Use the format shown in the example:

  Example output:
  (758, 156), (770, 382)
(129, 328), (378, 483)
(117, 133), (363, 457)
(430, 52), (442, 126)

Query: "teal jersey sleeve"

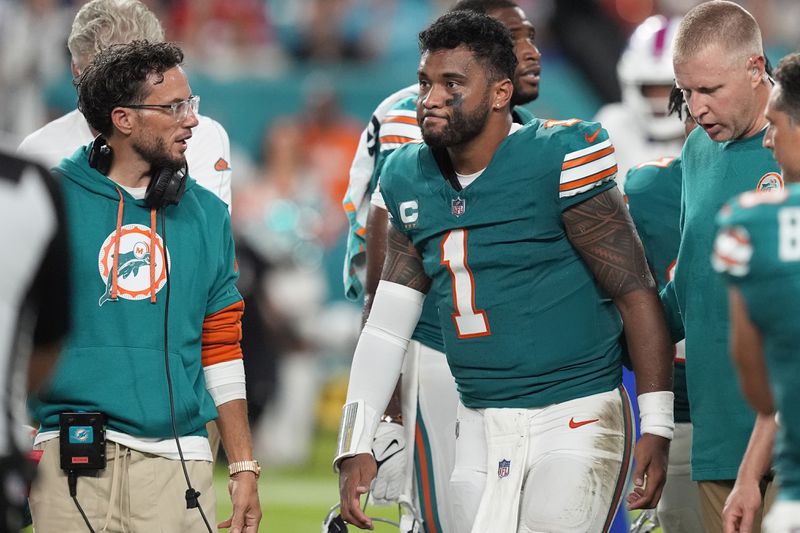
(206, 208), (243, 316)
(625, 157), (682, 288)
(550, 119), (619, 211)
(659, 280), (685, 343)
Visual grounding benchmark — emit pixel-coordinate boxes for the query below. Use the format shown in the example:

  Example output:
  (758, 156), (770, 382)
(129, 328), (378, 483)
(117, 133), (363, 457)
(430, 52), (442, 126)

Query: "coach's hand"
(219, 471), (261, 533)
(722, 477), (763, 533)
(627, 433), (670, 510)
(339, 453), (377, 529)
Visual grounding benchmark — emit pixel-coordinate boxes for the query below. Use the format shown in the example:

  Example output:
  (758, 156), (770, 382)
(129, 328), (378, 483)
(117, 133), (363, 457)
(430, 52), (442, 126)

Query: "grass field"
(215, 428), (401, 533)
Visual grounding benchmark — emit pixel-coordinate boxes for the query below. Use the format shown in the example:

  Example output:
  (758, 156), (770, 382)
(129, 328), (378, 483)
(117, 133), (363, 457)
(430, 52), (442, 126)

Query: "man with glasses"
(17, 0), (234, 210)
(27, 41), (261, 533)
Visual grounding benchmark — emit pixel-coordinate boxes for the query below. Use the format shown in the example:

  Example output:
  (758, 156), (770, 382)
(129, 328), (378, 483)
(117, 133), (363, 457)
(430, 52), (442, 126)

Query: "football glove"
(370, 421), (406, 505)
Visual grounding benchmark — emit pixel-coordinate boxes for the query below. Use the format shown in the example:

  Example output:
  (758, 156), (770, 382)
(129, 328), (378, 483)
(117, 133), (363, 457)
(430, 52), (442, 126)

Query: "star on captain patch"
(451, 197), (465, 217)
(498, 459), (510, 479)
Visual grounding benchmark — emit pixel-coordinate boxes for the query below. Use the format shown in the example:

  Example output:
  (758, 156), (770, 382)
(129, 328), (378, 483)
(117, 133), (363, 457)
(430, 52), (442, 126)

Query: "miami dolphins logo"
(757, 172), (784, 192)
(97, 224), (169, 306)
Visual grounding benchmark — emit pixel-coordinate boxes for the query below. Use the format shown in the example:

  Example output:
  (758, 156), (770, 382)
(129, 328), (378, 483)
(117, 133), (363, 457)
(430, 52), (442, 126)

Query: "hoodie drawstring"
(111, 189), (124, 301)
(149, 208), (157, 303)
(112, 187), (159, 304)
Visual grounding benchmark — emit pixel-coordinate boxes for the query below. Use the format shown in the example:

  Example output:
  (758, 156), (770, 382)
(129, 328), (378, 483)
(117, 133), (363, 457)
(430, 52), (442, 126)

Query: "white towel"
(471, 408), (530, 533)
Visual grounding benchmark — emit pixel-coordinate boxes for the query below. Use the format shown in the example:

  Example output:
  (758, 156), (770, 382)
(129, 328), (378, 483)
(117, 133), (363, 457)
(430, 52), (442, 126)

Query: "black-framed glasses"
(120, 95), (200, 122)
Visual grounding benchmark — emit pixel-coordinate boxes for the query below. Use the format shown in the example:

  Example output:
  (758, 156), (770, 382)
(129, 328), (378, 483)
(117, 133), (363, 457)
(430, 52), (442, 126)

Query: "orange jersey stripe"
(202, 300), (244, 367)
(379, 135), (416, 144)
(383, 115), (418, 125)
(559, 165), (618, 192)
(343, 201), (356, 213)
(562, 146), (615, 171)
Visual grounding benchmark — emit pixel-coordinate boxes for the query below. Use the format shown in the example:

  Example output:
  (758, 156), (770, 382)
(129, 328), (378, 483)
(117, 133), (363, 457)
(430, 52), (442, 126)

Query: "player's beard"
(422, 89), (492, 149)
(133, 132), (186, 174)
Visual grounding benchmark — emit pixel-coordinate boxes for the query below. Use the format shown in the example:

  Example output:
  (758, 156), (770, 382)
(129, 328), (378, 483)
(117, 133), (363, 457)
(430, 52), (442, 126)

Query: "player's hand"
(722, 477), (763, 533)
(219, 471), (261, 533)
(627, 433), (669, 510)
(339, 453), (377, 530)
(370, 421), (406, 505)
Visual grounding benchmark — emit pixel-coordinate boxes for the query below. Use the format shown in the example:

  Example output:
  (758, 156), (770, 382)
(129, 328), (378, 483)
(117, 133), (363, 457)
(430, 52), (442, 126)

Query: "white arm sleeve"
(203, 359), (247, 406)
(334, 280), (425, 471)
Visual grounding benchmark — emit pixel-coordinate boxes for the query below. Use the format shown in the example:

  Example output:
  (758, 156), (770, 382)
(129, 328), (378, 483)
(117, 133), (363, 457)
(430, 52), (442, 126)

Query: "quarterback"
(336, 11), (674, 533)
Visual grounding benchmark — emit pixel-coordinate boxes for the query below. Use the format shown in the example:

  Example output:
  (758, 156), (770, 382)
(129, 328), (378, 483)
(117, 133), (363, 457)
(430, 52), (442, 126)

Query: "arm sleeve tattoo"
(382, 226), (432, 294)
(562, 188), (655, 298)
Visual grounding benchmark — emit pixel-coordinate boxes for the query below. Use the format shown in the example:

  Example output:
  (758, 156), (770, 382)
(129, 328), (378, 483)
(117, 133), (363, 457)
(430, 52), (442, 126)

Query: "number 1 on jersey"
(441, 229), (491, 338)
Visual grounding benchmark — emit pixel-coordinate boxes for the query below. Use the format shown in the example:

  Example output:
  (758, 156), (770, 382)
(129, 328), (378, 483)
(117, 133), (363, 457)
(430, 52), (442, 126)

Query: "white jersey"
(17, 109), (233, 210)
(594, 103), (682, 191)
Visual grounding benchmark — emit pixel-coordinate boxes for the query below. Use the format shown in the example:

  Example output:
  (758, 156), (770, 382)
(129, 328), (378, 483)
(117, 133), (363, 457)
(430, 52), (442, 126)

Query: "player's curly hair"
(774, 53), (800, 125)
(76, 40), (184, 137)
(419, 11), (517, 83)
(449, 0), (519, 14)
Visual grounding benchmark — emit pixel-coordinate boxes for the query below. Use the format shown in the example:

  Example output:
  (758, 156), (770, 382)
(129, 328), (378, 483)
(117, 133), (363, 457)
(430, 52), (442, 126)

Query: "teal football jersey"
(714, 184), (800, 500)
(372, 97), (539, 353)
(669, 127), (781, 481)
(380, 118), (623, 408)
(625, 157), (689, 423)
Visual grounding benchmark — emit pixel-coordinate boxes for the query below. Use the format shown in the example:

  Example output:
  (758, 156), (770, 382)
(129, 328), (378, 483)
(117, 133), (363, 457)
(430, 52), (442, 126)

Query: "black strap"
(432, 147), (462, 192)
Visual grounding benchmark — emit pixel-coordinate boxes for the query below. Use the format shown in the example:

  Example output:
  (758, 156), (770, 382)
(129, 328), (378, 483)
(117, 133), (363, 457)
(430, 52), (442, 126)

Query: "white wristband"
(638, 391), (675, 440)
(334, 400), (378, 471)
(332, 281), (425, 472)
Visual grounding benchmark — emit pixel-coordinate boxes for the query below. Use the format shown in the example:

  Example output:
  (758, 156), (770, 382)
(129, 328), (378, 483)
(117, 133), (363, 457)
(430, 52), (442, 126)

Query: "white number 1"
(440, 229), (491, 338)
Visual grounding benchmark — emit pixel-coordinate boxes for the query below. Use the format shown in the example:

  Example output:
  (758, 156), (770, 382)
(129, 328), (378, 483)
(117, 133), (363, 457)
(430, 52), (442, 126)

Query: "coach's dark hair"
(76, 40), (184, 137)
(773, 53), (800, 125)
(449, 0), (519, 14)
(419, 11), (517, 83)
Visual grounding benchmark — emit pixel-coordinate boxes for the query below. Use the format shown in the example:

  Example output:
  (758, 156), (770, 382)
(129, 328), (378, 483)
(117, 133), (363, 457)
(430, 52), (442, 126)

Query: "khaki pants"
(29, 439), (215, 533)
(698, 478), (777, 533)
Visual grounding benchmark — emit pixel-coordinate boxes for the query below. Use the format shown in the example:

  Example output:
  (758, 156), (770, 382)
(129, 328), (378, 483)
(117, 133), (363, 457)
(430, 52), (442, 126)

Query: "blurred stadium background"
(2, 0), (796, 531)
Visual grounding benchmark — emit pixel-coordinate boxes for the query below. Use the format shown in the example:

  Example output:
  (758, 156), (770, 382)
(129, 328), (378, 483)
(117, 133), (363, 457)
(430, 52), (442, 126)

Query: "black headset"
(88, 135), (188, 208)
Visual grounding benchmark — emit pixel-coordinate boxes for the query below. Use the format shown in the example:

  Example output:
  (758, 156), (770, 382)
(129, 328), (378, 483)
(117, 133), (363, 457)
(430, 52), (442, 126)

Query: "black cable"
(68, 471), (95, 533)
(160, 209), (213, 533)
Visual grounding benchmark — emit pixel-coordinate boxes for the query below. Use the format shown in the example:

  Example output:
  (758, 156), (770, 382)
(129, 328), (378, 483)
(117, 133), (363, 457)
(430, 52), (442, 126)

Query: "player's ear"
(492, 77), (514, 110)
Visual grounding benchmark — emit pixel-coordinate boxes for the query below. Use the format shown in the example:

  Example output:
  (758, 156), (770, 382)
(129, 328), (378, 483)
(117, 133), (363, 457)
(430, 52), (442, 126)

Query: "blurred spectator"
(300, 79), (362, 239)
(0, 0), (71, 137)
(269, 0), (377, 62)
(232, 119), (329, 466)
(166, 0), (285, 75)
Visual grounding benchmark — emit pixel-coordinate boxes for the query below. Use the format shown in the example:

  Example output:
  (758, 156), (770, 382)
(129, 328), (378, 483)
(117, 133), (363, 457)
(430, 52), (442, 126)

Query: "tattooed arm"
(562, 186), (672, 393)
(381, 225), (432, 292)
(563, 186), (673, 510)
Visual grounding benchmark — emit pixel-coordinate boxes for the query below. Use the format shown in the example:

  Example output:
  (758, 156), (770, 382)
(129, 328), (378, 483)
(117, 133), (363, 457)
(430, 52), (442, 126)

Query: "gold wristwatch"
(228, 460), (261, 478)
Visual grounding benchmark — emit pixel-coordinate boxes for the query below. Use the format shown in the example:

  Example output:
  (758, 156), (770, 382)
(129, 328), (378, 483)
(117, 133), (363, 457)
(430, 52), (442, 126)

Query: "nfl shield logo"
(498, 459), (511, 478)
(451, 197), (466, 217)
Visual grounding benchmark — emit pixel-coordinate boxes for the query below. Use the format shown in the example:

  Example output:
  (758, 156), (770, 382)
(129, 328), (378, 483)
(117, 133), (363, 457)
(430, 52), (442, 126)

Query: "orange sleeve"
(202, 300), (244, 367)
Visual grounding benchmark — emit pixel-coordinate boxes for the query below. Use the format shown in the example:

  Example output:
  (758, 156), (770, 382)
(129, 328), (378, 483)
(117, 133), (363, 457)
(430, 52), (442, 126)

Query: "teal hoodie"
(34, 143), (242, 439)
